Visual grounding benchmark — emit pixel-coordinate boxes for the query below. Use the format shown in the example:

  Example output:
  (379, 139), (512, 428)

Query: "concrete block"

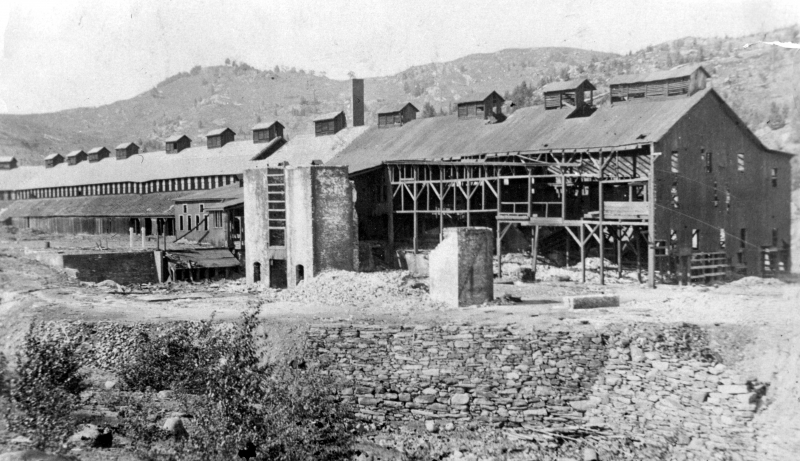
(429, 227), (494, 308)
(561, 294), (619, 309)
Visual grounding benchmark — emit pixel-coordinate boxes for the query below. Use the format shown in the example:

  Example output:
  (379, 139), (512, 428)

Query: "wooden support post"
(580, 224), (586, 283)
(617, 227), (623, 278)
(532, 226), (540, 277)
(599, 179), (605, 286)
(648, 146), (657, 288)
(412, 180), (419, 254)
(141, 222), (146, 249)
(129, 226), (134, 248)
(636, 228), (643, 282)
(439, 184), (444, 242)
(561, 175), (567, 219)
(565, 232), (570, 265)
(496, 221), (503, 278)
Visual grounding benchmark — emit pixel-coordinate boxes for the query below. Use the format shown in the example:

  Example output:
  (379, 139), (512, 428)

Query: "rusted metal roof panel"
(329, 88), (716, 173)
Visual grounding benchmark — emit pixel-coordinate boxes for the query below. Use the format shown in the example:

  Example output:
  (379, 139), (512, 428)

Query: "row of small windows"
(670, 150), (779, 187)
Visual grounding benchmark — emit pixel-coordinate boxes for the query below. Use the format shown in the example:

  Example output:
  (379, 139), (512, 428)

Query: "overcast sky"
(0, 0), (798, 114)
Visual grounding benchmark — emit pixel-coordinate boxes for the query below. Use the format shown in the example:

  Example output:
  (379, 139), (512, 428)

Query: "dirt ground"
(1, 232), (799, 460)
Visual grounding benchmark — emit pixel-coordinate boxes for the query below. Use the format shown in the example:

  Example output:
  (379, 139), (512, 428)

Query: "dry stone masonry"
(308, 323), (767, 461)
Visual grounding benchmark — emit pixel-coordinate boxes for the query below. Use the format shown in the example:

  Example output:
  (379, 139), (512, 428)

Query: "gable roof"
(44, 153), (62, 161)
(66, 150), (85, 158)
(0, 156), (16, 163)
(328, 87), (723, 174)
(541, 78), (597, 93)
(165, 134), (191, 143)
(312, 111), (344, 122)
(115, 142), (138, 149)
(87, 146), (108, 154)
(206, 127), (235, 137)
(378, 103), (419, 114)
(608, 64), (711, 85)
(457, 91), (504, 104)
(252, 120), (284, 130)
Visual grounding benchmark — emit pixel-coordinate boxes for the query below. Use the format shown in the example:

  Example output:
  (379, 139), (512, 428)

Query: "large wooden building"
(328, 65), (792, 281)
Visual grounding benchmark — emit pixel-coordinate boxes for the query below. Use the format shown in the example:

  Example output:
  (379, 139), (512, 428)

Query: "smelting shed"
(0, 128), (285, 238)
(328, 68), (792, 283)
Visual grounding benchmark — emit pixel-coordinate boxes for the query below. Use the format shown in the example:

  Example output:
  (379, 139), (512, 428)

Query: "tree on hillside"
(190, 65), (202, 75)
(225, 58), (231, 65)
(274, 65), (280, 74)
(422, 102), (437, 118)
(347, 71), (356, 79)
(768, 101), (787, 130)
(507, 80), (535, 108)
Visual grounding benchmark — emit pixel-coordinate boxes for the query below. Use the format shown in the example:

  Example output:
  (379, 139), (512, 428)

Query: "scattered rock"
(629, 345), (645, 362)
(103, 380), (117, 390)
(162, 417), (188, 440)
(425, 420), (439, 433)
(8, 436), (32, 445)
(157, 390), (175, 399)
(582, 447), (598, 461)
(68, 424), (100, 447)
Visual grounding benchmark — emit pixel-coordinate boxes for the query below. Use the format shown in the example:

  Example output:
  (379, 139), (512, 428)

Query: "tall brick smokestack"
(352, 78), (364, 127)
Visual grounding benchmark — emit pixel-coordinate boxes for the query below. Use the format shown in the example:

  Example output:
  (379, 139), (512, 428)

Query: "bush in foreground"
(3, 322), (87, 450)
(123, 308), (355, 460)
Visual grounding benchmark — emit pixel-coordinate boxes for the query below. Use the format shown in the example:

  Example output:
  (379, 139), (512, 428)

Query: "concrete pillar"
(429, 227), (494, 308)
(141, 223), (146, 248)
(130, 226), (134, 248)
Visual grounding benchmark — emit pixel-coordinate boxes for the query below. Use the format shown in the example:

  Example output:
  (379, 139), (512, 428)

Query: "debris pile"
(272, 270), (440, 310)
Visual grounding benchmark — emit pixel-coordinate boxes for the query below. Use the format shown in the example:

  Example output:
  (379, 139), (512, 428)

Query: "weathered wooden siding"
(653, 94), (792, 276)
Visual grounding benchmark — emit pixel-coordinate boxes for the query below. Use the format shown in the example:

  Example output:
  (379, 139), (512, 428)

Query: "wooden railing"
(602, 201), (649, 221)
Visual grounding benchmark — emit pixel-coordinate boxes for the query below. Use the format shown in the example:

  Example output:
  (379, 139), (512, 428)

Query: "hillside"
(0, 26), (798, 185)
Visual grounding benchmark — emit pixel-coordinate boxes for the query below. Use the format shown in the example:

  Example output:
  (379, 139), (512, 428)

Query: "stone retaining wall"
(307, 323), (766, 460)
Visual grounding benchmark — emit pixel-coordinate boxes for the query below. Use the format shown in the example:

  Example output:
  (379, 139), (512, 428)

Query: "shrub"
(3, 322), (87, 450)
(121, 308), (355, 460)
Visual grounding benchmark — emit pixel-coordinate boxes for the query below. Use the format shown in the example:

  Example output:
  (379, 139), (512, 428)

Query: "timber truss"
(384, 144), (659, 287)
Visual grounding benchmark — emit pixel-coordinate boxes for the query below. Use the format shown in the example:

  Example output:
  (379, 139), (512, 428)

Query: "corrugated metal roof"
(115, 142), (137, 149)
(165, 134), (191, 143)
(312, 111), (344, 122)
(0, 192), (182, 220)
(250, 126), (369, 169)
(252, 120), (283, 130)
(174, 184), (243, 202)
(608, 64), (710, 85)
(87, 147), (107, 154)
(378, 103), (419, 114)
(66, 150), (85, 158)
(206, 127), (233, 137)
(44, 153), (61, 160)
(329, 88), (717, 174)
(0, 140), (272, 190)
(541, 78), (597, 93)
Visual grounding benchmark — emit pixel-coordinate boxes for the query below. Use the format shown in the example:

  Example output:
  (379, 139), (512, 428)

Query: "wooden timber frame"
(385, 142), (660, 288)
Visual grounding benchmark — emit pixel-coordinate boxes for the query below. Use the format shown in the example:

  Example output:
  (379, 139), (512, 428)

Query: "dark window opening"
(269, 259), (287, 289)
(713, 182), (718, 207)
(183, 204), (187, 213)
(705, 150), (713, 173)
(771, 168), (778, 187)
(726, 187), (731, 212)
(199, 204), (204, 212)
(740, 228), (746, 249)
(719, 228), (726, 249)
(737, 153), (745, 172)
(179, 216), (184, 231)
(253, 262), (261, 283)
(296, 265), (305, 285)
(671, 183), (679, 209)
(772, 228), (778, 247)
